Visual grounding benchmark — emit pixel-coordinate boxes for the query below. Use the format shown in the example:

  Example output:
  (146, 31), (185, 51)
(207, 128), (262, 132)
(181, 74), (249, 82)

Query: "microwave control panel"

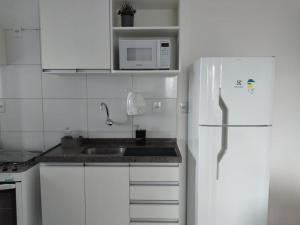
(159, 40), (171, 69)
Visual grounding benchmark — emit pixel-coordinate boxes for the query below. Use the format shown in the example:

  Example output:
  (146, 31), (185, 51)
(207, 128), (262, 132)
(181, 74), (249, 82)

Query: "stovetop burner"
(0, 150), (42, 173)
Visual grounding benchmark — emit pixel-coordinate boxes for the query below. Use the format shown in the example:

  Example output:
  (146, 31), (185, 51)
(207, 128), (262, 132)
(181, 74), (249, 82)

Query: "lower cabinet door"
(40, 164), (85, 225)
(85, 165), (130, 225)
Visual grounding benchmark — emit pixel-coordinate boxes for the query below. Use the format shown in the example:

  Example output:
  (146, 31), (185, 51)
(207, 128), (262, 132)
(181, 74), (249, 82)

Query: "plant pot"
(121, 15), (134, 27)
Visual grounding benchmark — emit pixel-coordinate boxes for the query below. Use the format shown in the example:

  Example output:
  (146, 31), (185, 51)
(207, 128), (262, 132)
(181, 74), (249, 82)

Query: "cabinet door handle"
(42, 69), (77, 73)
(131, 218), (179, 223)
(130, 200), (179, 205)
(76, 69), (111, 73)
(130, 181), (179, 186)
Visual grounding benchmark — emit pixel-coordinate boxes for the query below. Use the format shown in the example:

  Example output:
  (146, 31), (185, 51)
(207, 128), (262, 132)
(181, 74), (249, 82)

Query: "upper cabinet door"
(40, 0), (77, 69)
(0, 30), (7, 65)
(75, 0), (110, 69)
(40, 0), (111, 70)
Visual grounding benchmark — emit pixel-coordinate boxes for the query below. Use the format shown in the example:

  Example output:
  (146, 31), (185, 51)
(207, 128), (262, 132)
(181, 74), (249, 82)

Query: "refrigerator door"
(196, 126), (271, 225)
(197, 57), (274, 126)
(220, 57), (274, 125)
(193, 126), (221, 225)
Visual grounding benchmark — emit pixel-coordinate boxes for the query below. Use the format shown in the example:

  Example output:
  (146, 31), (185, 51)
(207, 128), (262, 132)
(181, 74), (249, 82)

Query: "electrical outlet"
(0, 100), (5, 113)
(179, 102), (188, 114)
(152, 101), (162, 113)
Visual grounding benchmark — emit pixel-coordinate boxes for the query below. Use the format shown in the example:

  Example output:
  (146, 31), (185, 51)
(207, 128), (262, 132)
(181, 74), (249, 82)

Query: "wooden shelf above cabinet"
(112, 26), (179, 37)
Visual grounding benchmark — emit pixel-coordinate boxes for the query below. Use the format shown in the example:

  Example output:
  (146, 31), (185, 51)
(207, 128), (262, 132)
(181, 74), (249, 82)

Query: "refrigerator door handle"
(217, 89), (228, 180)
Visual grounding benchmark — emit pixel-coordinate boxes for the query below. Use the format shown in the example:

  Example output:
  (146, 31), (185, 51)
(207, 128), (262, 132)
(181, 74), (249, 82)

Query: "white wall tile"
(87, 99), (132, 132)
(1, 65), (42, 98)
(0, 1), (180, 151)
(87, 131), (132, 139)
(43, 99), (87, 132)
(0, 0), (40, 29)
(0, 131), (44, 151)
(42, 73), (86, 98)
(87, 74), (132, 98)
(133, 99), (177, 138)
(133, 76), (177, 99)
(44, 131), (87, 150)
(6, 30), (41, 65)
(0, 99), (43, 131)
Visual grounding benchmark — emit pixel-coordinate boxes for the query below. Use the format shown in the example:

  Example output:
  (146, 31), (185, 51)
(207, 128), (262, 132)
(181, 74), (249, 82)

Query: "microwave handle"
(156, 40), (160, 68)
(0, 184), (16, 190)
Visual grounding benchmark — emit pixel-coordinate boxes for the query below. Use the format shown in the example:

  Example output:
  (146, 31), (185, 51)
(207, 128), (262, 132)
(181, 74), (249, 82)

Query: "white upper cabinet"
(0, 29), (6, 65)
(39, 0), (111, 70)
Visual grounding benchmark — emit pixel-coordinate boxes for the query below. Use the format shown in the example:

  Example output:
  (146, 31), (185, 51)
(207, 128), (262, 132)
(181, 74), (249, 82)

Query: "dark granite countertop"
(38, 138), (182, 163)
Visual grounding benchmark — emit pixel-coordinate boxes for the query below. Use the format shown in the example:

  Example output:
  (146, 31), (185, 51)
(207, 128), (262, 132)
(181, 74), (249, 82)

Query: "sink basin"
(124, 147), (177, 157)
(82, 146), (126, 156)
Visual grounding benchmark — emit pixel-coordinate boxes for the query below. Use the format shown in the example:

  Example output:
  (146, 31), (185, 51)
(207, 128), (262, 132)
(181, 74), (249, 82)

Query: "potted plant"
(118, 1), (136, 27)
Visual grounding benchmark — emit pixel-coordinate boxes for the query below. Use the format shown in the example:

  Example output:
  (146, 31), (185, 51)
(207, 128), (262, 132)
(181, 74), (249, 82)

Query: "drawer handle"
(130, 200), (179, 205)
(130, 164), (179, 167)
(131, 218), (179, 223)
(130, 181), (179, 186)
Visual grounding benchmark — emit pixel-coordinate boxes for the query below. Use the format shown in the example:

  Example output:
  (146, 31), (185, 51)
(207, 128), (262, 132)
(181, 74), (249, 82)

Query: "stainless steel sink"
(82, 146), (126, 156)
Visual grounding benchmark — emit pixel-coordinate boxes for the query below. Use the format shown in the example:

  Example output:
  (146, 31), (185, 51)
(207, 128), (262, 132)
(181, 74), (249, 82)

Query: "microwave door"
(119, 40), (157, 69)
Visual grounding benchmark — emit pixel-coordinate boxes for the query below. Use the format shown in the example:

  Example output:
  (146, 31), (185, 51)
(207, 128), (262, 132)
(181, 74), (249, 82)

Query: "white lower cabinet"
(40, 163), (179, 225)
(129, 163), (180, 225)
(85, 164), (130, 225)
(40, 164), (85, 225)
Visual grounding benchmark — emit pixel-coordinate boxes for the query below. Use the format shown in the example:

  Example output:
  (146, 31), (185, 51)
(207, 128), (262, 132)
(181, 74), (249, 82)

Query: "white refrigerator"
(187, 57), (274, 225)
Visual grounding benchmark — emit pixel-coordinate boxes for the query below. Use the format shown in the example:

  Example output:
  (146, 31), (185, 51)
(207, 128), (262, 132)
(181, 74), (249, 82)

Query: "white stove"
(0, 151), (42, 225)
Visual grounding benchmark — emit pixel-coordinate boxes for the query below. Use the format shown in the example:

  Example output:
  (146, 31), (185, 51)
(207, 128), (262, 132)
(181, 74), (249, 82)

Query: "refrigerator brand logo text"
(234, 80), (243, 88)
(234, 79), (256, 95)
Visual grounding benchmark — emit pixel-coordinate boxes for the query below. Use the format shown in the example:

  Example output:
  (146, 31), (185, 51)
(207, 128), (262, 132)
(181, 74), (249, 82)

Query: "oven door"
(119, 39), (158, 69)
(0, 183), (23, 225)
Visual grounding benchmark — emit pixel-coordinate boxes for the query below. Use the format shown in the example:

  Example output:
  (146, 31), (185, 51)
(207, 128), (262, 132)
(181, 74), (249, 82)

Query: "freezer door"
(197, 58), (223, 125)
(197, 126), (271, 225)
(197, 57), (274, 126)
(220, 57), (274, 125)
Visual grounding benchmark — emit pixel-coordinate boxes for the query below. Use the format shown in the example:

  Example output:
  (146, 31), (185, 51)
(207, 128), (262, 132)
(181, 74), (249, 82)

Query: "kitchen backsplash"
(0, 29), (177, 151)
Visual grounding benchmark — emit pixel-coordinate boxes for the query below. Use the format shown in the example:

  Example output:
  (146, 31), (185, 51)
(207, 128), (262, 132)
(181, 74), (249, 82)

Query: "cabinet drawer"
(130, 186), (179, 201)
(130, 205), (179, 219)
(131, 223), (178, 225)
(130, 166), (179, 182)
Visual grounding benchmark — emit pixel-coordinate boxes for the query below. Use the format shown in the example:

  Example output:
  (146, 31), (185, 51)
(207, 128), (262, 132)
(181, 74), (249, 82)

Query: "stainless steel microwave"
(119, 39), (171, 70)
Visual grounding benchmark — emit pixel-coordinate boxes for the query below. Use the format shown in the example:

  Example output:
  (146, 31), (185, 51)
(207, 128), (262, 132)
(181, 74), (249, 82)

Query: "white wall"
(178, 0), (300, 224)
(0, 0), (178, 151)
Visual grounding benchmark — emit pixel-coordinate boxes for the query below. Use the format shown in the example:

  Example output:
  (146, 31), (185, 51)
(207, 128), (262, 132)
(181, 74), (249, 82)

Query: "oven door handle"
(0, 184), (16, 190)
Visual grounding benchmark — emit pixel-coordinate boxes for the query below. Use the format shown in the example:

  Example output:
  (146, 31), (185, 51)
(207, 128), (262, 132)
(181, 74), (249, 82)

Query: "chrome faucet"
(100, 102), (113, 126)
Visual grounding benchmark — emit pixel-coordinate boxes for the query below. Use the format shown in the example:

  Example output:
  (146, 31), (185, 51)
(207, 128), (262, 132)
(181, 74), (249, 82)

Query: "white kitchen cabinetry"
(111, 0), (181, 74)
(40, 164), (85, 225)
(129, 163), (180, 224)
(39, 0), (110, 71)
(85, 164), (130, 225)
(40, 163), (180, 225)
